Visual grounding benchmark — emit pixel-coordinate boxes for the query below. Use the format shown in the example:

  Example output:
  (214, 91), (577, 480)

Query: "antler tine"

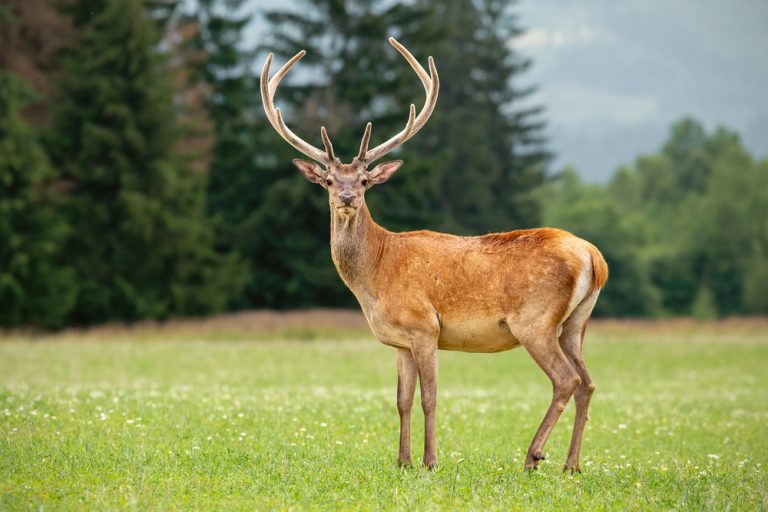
(389, 37), (431, 92)
(404, 104), (416, 137)
(363, 38), (440, 163)
(320, 126), (336, 162)
(357, 122), (373, 161)
(273, 108), (326, 163)
(261, 51), (329, 164)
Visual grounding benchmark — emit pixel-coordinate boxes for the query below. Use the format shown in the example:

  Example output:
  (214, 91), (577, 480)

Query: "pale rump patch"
(561, 247), (594, 324)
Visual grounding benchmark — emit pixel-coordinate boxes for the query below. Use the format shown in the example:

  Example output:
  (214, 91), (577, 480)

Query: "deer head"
(260, 38), (439, 218)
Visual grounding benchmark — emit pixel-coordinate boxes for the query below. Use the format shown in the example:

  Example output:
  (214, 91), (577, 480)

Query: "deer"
(260, 37), (608, 473)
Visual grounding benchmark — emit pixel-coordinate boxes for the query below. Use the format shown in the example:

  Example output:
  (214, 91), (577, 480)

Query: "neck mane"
(330, 203), (388, 294)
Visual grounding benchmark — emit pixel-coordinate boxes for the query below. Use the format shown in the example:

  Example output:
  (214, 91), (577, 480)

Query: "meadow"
(1, 316), (767, 510)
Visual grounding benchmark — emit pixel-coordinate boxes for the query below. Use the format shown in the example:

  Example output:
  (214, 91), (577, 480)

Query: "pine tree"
(48, 0), (244, 324)
(183, 1), (279, 234)
(178, 0), (301, 308)
(385, 0), (548, 234)
(0, 73), (75, 327)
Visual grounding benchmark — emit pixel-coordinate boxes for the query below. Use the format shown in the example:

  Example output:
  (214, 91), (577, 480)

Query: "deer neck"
(330, 203), (386, 293)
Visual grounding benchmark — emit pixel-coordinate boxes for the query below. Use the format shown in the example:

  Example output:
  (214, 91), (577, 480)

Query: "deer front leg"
(412, 342), (438, 469)
(396, 348), (417, 467)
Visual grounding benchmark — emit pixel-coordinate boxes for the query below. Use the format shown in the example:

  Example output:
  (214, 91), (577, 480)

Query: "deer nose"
(340, 193), (355, 206)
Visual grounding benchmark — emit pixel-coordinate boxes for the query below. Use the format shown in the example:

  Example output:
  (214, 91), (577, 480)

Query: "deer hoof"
(562, 464), (582, 474)
(397, 458), (413, 468)
(423, 460), (438, 471)
(524, 451), (546, 470)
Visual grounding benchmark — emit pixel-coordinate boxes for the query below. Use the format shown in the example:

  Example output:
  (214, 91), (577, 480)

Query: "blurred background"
(1, 0), (767, 329)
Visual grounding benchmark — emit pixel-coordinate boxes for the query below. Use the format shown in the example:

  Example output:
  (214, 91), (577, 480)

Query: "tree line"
(543, 119), (768, 318)
(0, 0), (765, 328)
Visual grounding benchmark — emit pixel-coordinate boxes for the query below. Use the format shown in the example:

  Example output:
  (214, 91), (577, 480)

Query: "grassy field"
(1, 319), (767, 510)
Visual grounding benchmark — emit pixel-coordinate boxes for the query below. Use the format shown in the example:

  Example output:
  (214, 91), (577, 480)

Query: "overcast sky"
(250, 0), (768, 181)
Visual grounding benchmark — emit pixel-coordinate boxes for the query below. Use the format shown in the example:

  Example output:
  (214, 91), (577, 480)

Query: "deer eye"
(326, 179), (333, 186)
(361, 178), (368, 187)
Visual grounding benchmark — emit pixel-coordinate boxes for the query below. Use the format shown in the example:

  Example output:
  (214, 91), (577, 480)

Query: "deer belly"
(438, 316), (521, 353)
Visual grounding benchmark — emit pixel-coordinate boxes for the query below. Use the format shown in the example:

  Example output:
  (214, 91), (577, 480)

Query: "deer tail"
(587, 243), (608, 291)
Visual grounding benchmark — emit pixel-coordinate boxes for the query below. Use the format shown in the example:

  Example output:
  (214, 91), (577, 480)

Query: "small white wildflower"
(618, 423), (627, 429)
(707, 454), (720, 460)
(320, 422), (328, 427)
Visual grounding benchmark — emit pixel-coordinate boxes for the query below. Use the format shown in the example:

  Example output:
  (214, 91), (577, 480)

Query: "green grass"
(1, 322), (767, 510)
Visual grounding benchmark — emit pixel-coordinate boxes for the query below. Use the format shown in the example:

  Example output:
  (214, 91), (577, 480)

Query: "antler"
(261, 38), (438, 165)
(260, 51), (335, 164)
(359, 37), (440, 164)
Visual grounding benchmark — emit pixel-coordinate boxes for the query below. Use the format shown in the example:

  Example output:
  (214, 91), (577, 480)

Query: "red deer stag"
(261, 38), (608, 473)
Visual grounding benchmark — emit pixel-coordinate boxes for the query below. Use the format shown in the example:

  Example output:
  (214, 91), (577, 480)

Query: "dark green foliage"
(0, 73), (74, 328)
(47, 0), (244, 324)
(182, 0), (326, 308)
(3, 0), (765, 324)
(682, 142), (768, 315)
(540, 169), (660, 317)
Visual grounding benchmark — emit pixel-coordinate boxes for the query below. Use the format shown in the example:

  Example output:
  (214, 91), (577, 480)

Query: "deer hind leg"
(559, 291), (599, 473)
(517, 325), (581, 471)
(395, 348), (417, 467)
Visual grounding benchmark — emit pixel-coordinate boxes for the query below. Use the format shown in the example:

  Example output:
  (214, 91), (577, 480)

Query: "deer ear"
(368, 160), (403, 185)
(293, 159), (326, 184)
